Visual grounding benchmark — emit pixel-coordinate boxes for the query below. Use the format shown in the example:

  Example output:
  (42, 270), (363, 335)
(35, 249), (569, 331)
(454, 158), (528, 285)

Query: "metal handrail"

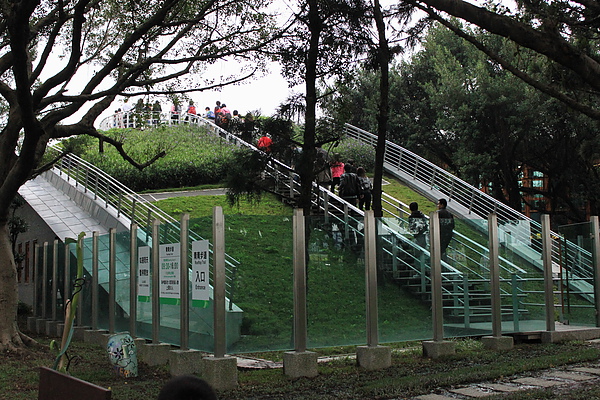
(46, 145), (240, 298)
(341, 122), (594, 280)
(94, 112), (536, 316)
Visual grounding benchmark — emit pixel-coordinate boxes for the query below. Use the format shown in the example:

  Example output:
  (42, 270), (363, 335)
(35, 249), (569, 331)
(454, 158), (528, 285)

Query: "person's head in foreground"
(158, 375), (218, 400)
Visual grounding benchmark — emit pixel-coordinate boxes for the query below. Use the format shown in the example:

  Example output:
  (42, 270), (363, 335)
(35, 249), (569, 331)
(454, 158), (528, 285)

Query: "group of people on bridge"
(314, 152), (373, 211)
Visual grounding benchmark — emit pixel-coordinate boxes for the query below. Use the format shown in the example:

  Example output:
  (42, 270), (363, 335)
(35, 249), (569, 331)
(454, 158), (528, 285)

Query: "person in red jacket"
(257, 134), (272, 153)
(330, 153), (344, 194)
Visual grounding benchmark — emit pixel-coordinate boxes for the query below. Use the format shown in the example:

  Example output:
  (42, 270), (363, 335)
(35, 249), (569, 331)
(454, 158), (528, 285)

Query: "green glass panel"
(306, 215), (366, 348)
(221, 214), (293, 354)
(558, 222), (596, 326)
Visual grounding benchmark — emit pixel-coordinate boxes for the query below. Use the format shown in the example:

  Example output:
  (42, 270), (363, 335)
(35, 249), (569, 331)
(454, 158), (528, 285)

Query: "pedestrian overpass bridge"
(19, 112), (599, 352)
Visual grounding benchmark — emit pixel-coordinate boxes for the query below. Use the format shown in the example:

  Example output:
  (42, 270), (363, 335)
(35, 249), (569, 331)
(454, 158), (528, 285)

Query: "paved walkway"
(139, 188), (227, 202)
(19, 175), (109, 239)
(412, 339), (600, 399)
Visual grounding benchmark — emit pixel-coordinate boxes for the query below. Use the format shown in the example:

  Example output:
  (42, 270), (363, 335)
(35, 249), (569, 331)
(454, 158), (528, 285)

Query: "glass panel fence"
(500, 219), (547, 333)
(306, 215), (366, 348)
(157, 221), (184, 347)
(219, 214), (293, 354)
(186, 216), (215, 352)
(558, 222), (596, 326)
(377, 217), (432, 343)
(47, 211), (600, 355)
(114, 230), (132, 333)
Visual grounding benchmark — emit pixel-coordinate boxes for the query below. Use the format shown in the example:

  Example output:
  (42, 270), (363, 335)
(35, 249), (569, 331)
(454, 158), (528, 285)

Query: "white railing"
(93, 112), (582, 315)
(342, 123), (594, 280)
(46, 145), (241, 300)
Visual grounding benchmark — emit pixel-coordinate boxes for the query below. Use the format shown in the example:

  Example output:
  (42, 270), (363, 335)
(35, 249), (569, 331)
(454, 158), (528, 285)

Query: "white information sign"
(137, 246), (151, 302)
(192, 240), (210, 307)
(159, 243), (180, 304)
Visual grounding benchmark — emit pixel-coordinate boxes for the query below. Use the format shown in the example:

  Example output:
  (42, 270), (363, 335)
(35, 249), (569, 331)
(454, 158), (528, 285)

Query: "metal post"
(92, 231), (99, 330)
(591, 216), (600, 327)
(42, 242), (48, 320)
(64, 241), (71, 315)
(511, 273), (520, 332)
(462, 275), (470, 329)
(52, 240), (59, 321)
(146, 209), (153, 242)
(117, 193), (122, 218)
(542, 214), (555, 332)
(488, 213), (502, 337)
(213, 207), (226, 358)
(323, 192), (330, 224)
(293, 208), (308, 352)
(180, 214), (190, 350)
(131, 199), (137, 225)
(364, 210), (379, 347)
(152, 220), (160, 343)
(430, 211), (444, 341)
(344, 204), (350, 237)
(109, 228), (116, 334)
(33, 243), (40, 317)
(129, 224), (138, 337)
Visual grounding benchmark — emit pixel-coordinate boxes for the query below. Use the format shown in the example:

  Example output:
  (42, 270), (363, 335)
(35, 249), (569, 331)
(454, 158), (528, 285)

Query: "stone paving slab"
(479, 383), (522, 392)
(512, 377), (563, 387)
(449, 387), (494, 397)
(413, 394), (457, 400)
(545, 371), (595, 381)
(572, 367), (600, 376)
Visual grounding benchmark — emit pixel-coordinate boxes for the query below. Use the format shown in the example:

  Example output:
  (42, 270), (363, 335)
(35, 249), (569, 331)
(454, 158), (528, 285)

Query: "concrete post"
(91, 232), (99, 330)
(109, 228), (116, 334)
(284, 208), (318, 378)
(422, 211), (455, 358)
(592, 216), (600, 328)
(129, 223), (138, 337)
(152, 220), (160, 343)
(357, 211), (391, 370)
(542, 214), (555, 333)
(180, 214), (190, 350)
(482, 213), (513, 351)
(202, 206), (237, 390)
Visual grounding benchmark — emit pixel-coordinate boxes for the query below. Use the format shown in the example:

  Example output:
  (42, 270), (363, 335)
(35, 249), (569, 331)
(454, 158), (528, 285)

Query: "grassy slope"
(155, 188), (433, 352)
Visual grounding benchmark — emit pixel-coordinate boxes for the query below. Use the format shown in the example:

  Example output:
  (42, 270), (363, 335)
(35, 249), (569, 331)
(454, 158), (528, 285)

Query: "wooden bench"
(38, 367), (111, 400)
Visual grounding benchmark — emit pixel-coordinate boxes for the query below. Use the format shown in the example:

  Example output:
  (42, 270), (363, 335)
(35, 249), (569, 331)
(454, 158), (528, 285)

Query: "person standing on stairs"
(338, 164), (362, 207)
(330, 153), (344, 194)
(408, 201), (428, 248)
(357, 167), (372, 211)
(436, 198), (455, 263)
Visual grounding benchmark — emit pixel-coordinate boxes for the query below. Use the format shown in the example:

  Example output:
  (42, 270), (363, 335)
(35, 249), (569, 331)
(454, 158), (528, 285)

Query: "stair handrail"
(341, 122), (593, 279)
(95, 112), (537, 310)
(45, 145), (241, 297)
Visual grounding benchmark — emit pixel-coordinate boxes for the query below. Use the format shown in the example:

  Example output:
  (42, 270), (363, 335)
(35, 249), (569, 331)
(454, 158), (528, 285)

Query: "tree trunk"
(372, 0), (390, 218)
(0, 220), (24, 352)
(299, 0), (322, 215)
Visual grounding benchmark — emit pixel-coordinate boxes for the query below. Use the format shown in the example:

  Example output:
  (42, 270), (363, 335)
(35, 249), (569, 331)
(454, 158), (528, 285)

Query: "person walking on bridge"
(436, 198), (455, 262)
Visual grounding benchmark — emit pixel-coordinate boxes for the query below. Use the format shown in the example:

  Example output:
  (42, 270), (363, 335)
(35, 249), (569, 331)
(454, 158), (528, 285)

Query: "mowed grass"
(154, 191), (433, 352)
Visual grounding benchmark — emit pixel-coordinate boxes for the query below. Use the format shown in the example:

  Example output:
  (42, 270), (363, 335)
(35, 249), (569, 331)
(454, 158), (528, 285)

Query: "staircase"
(41, 145), (244, 348)
(93, 112), (594, 331)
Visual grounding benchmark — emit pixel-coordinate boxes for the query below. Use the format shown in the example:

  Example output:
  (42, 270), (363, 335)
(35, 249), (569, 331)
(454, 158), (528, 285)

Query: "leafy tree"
(402, 0), (600, 121)
(327, 21), (600, 221)
(0, 0), (279, 351)
(278, 0), (371, 213)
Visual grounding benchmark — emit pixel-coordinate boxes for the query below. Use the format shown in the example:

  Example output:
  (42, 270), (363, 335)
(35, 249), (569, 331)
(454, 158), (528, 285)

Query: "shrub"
(78, 125), (236, 191)
(334, 137), (376, 172)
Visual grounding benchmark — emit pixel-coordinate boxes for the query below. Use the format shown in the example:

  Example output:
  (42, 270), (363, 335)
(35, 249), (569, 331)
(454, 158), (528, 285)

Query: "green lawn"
(155, 192), (433, 353)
